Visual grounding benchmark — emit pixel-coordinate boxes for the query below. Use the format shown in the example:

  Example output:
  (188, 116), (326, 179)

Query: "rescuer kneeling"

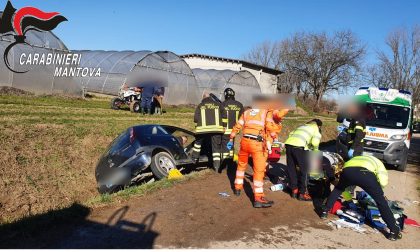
(227, 104), (275, 208)
(320, 155), (402, 241)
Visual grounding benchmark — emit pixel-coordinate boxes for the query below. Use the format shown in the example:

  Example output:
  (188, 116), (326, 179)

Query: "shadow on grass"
(0, 203), (159, 249)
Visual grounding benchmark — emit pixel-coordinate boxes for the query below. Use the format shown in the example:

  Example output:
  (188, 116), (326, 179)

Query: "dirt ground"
(2, 135), (419, 249)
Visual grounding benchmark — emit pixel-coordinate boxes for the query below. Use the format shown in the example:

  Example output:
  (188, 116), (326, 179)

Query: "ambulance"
(337, 87), (413, 171)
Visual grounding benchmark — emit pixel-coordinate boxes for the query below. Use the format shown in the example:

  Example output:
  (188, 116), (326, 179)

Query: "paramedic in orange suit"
(227, 107), (275, 208)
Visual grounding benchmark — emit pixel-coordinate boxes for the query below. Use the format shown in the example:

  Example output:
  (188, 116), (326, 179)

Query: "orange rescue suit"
(230, 109), (275, 199)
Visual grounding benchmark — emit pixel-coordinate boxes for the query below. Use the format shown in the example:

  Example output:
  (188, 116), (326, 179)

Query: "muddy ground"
(1, 135), (419, 249)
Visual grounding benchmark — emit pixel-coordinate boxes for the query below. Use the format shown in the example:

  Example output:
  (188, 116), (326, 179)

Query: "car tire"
(396, 157), (407, 172)
(130, 101), (140, 113)
(150, 152), (176, 179)
(111, 97), (123, 110)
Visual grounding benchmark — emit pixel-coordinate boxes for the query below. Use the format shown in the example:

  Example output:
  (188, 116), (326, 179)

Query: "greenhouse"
(192, 68), (261, 105)
(74, 50), (200, 105)
(0, 30), (82, 95)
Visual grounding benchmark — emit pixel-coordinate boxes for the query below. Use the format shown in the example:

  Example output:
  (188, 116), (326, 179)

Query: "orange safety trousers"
(234, 137), (267, 199)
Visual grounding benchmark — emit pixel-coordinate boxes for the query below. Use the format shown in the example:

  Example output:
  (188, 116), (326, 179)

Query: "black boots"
(253, 197), (274, 208)
(291, 188), (298, 199)
(320, 206), (329, 219)
(298, 193), (312, 201)
(234, 189), (241, 196)
(387, 230), (402, 241)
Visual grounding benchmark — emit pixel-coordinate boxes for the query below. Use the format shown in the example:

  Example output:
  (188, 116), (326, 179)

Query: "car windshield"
(365, 103), (411, 129)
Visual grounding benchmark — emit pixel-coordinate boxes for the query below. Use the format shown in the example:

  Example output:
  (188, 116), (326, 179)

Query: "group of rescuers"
(192, 88), (402, 241)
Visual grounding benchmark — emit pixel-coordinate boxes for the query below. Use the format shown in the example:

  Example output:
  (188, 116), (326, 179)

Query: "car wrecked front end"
(96, 148), (152, 193)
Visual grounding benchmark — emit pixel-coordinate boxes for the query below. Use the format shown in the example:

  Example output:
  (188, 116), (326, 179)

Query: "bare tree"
(243, 41), (277, 68)
(281, 31), (365, 107)
(367, 26), (420, 103)
(244, 31), (365, 106)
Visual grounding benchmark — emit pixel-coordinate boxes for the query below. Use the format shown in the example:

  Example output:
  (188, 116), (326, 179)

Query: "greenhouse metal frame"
(0, 29), (82, 95)
(74, 50), (200, 105)
(192, 68), (261, 105)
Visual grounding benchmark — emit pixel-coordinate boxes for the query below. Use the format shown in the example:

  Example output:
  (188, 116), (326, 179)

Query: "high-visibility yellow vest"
(284, 123), (321, 150)
(343, 155), (388, 188)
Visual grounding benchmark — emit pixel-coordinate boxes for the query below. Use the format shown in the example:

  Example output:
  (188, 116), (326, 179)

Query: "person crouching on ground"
(320, 155), (402, 241)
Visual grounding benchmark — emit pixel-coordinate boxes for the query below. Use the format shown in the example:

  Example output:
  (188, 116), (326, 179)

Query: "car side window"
(150, 126), (168, 135)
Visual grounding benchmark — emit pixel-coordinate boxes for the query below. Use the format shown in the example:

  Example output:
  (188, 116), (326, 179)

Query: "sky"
(9, 0), (420, 63)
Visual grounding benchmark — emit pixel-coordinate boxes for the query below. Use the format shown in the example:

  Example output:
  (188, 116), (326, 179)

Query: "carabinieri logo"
(0, 0), (67, 73)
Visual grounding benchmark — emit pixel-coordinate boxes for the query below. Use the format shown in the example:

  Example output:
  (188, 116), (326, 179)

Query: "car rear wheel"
(151, 152), (176, 179)
(130, 101), (140, 113)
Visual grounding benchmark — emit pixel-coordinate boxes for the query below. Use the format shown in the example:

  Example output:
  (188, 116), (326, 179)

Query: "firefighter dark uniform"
(345, 117), (366, 159)
(221, 89), (244, 164)
(284, 119), (322, 201)
(321, 155), (402, 241)
(192, 96), (224, 170)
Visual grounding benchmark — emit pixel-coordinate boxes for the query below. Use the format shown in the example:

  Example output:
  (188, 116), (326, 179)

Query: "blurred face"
(181, 136), (188, 146)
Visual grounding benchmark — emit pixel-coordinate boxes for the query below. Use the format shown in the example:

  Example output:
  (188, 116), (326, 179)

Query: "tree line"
(244, 26), (420, 107)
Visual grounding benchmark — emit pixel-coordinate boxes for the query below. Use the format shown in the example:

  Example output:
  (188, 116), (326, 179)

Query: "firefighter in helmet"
(192, 92), (224, 170)
(220, 88), (244, 171)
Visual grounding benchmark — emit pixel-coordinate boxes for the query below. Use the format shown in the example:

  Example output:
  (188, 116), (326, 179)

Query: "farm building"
(182, 53), (282, 95)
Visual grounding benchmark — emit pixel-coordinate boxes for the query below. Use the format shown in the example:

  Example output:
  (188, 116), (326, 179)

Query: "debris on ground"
(218, 192), (230, 197)
(328, 219), (367, 233)
(404, 218), (420, 228)
(168, 169), (184, 180)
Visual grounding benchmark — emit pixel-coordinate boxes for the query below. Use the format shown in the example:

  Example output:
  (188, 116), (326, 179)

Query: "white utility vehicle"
(337, 87), (413, 171)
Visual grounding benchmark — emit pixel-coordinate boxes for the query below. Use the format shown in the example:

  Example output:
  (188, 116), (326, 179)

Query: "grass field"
(0, 94), (337, 223)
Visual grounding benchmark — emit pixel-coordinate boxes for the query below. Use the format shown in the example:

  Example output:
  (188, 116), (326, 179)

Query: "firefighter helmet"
(224, 88), (235, 99)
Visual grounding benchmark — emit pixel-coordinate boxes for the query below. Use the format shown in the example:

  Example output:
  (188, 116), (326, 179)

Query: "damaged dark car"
(95, 125), (209, 193)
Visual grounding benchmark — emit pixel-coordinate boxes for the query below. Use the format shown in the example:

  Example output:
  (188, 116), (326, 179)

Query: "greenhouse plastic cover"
(74, 50), (200, 105)
(0, 29), (82, 95)
(192, 68), (261, 106)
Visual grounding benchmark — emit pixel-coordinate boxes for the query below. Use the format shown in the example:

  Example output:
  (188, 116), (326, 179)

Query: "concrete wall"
(183, 57), (279, 94)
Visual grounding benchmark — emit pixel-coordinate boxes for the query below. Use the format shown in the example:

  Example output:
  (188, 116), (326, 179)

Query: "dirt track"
(1, 135), (419, 249)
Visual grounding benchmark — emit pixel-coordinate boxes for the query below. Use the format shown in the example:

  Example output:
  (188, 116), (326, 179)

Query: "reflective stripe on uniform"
(215, 108), (220, 127)
(236, 170), (245, 177)
(235, 178), (244, 185)
(213, 153), (221, 161)
(254, 187), (264, 193)
(354, 125), (365, 131)
(224, 129), (232, 134)
(245, 120), (265, 126)
(253, 180), (264, 187)
(201, 108), (206, 127)
(195, 125), (224, 133)
(192, 143), (201, 152)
